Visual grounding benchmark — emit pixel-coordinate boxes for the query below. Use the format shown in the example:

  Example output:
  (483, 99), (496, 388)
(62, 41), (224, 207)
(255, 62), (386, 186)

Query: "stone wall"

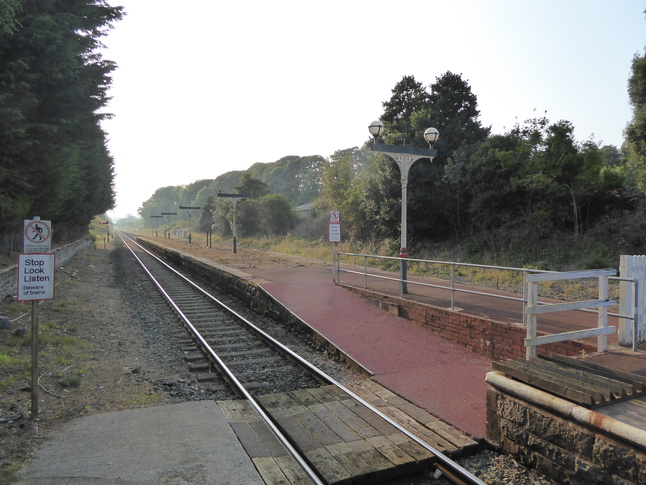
(486, 371), (646, 484)
(0, 238), (92, 299)
(340, 285), (595, 362)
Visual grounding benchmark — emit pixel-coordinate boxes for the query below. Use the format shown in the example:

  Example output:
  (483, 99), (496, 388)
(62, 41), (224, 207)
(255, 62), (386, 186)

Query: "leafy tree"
(234, 171), (270, 199)
(138, 186), (181, 224)
(600, 145), (623, 167)
(465, 116), (629, 239)
(0, 0), (22, 34)
(380, 75), (431, 146)
(258, 194), (296, 235)
(180, 179), (213, 207)
(428, 72), (490, 162)
(247, 155), (324, 205)
(192, 171), (243, 208)
(463, 133), (526, 232)
(625, 47), (646, 192)
(319, 147), (372, 240)
(236, 198), (260, 237)
(373, 73), (490, 244)
(198, 195), (216, 232)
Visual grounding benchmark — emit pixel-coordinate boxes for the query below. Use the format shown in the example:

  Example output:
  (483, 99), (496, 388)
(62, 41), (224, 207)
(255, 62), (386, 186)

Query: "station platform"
(245, 265), (646, 439)
(247, 266), (494, 439)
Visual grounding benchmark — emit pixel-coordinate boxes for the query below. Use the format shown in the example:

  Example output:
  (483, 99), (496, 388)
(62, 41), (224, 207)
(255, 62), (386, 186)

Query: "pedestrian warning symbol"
(24, 218), (52, 253)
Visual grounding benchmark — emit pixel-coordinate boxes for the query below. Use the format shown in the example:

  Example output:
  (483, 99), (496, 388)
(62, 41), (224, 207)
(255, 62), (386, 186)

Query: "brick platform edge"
(339, 284), (596, 362)
(137, 239), (374, 378)
(486, 371), (646, 484)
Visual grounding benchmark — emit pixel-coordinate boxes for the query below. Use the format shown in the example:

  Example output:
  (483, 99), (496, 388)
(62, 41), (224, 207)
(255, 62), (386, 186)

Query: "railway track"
(117, 232), (487, 485)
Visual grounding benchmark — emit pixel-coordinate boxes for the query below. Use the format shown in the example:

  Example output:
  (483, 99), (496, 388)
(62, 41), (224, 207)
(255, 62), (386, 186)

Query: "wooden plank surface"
(494, 356), (646, 410)
(223, 380), (477, 484)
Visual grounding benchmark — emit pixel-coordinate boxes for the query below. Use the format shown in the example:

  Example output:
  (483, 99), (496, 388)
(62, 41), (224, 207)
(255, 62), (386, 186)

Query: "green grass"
(52, 300), (73, 311)
(60, 374), (82, 388)
(0, 352), (28, 387)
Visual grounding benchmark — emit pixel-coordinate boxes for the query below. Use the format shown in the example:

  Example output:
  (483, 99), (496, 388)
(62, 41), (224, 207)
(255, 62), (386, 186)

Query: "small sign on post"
(329, 212), (341, 283)
(23, 217), (52, 253)
(20, 216), (54, 420)
(329, 211), (341, 243)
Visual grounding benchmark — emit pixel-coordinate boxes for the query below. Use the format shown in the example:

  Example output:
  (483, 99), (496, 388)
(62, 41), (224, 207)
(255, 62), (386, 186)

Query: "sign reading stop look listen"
(17, 253), (55, 301)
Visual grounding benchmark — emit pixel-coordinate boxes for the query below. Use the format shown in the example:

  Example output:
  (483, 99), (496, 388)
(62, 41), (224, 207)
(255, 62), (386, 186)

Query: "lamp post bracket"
(217, 193), (250, 198)
(371, 143), (437, 158)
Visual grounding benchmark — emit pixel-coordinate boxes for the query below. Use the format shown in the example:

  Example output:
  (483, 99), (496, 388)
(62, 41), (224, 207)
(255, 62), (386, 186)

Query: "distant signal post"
(217, 193), (249, 253)
(179, 206), (201, 244)
(150, 215), (163, 237)
(161, 212), (177, 239)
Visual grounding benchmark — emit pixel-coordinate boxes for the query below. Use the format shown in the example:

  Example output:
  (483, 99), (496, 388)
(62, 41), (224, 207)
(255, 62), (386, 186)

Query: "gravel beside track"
(0, 238), (556, 484)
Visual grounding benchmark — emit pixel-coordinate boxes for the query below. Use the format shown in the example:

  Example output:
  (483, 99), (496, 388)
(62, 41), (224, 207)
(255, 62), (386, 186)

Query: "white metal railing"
(524, 269), (617, 358)
(334, 251), (639, 348)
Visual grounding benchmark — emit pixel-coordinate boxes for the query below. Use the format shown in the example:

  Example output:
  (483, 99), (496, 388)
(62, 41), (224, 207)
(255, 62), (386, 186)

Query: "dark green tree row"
(0, 0), (123, 240)
(137, 153), (325, 222)
(138, 170), (297, 238)
(137, 155), (323, 234)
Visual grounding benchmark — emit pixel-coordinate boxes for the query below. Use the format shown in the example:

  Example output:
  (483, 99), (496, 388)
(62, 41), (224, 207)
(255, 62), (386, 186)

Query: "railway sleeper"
(222, 357), (281, 367)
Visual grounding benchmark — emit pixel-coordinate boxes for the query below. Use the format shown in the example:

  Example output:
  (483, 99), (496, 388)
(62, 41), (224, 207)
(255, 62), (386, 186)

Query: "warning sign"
(329, 211), (341, 243)
(17, 253), (56, 301)
(23, 218), (52, 253)
(329, 223), (341, 243)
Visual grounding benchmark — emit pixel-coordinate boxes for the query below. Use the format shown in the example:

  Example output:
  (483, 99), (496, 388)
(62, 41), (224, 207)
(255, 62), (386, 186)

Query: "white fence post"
(526, 277), (538, 359)
(619, 255), (646, 346)
(598, 274), (609, 352)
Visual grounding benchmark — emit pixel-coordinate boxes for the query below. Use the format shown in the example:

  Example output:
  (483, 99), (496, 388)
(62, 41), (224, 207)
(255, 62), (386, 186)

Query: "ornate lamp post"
(369, 120), (439, 294)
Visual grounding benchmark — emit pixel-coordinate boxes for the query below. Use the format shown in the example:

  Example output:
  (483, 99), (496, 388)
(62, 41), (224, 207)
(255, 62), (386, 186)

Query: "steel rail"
(119, 232), (486, 485)
(118, 232), (324, 485)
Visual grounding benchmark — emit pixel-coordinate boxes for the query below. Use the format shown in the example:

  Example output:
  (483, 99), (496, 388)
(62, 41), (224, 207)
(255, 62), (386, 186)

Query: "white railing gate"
(525, 269), (617, 359)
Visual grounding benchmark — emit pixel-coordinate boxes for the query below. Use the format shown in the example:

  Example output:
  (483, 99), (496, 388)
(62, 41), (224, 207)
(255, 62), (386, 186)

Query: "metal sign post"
(17, 252), (56, 419)
(329, 212), (341, 282)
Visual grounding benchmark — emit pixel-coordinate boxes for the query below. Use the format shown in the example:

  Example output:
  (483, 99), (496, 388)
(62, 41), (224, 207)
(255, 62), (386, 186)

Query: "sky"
(100, 0), (646, 220)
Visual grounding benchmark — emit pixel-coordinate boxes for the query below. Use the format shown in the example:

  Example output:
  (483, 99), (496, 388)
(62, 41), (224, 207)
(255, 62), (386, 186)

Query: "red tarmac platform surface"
(247, 265), (646, 441)
(248, 266), (493, 439)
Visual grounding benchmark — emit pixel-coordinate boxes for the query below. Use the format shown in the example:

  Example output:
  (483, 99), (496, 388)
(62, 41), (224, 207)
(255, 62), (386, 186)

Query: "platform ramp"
(493, 354), (646, 409)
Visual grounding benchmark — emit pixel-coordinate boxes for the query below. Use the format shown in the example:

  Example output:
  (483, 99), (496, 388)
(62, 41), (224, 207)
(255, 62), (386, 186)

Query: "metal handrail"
(334, 251), (636, 329)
